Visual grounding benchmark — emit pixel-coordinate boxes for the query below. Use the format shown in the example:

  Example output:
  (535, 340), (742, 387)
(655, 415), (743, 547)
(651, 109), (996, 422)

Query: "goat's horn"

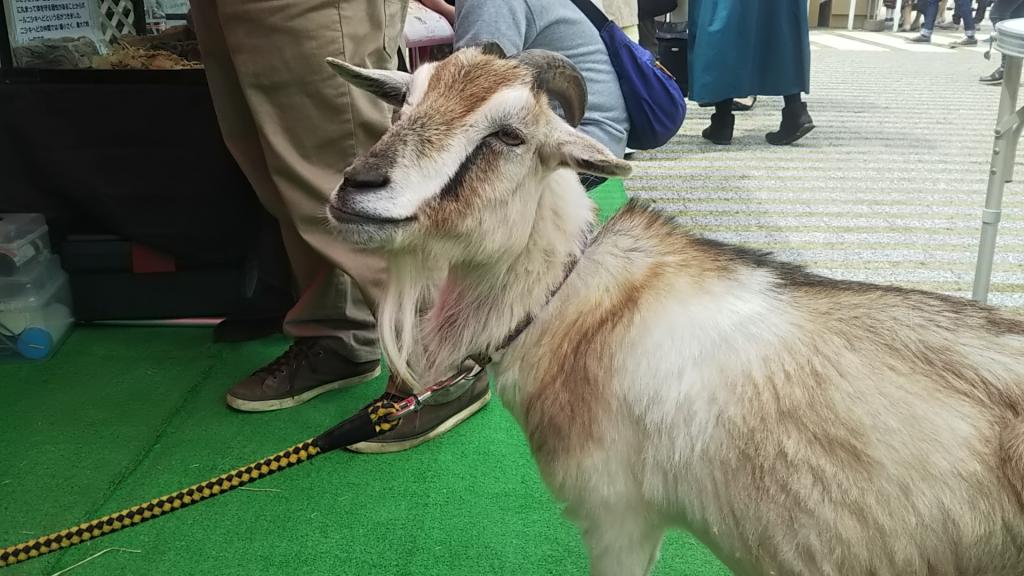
(514, 50), (587, 128)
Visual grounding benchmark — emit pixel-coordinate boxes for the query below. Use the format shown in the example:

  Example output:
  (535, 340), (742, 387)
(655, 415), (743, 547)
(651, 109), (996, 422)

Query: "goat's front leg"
(575, 507), (664, 576)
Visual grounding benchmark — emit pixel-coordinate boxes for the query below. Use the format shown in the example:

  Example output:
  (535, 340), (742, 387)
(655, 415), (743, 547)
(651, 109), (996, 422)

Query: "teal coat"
(687, 0), (812, 104)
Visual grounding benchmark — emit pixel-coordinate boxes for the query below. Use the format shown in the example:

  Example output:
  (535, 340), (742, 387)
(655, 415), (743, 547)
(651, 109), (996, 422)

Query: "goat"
(324, 46), (1024, 576)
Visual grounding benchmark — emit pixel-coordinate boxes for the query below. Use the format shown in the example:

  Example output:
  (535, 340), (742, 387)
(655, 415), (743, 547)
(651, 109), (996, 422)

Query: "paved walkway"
(630, 27), (1024, 308)
(810, 28), (997, 53)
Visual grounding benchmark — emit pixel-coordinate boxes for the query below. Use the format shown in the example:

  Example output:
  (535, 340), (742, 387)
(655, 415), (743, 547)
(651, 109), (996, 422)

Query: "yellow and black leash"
(0, 439), (324, 568)
(0, 384), (416, 570)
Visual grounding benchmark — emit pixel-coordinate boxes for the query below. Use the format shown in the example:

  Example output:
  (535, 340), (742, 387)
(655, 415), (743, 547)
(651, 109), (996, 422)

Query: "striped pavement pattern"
(627, 41), (1024, 309)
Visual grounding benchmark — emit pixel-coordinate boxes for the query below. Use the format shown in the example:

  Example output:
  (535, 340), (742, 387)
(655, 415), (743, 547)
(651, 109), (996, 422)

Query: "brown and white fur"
(324, 46), (1024, 575)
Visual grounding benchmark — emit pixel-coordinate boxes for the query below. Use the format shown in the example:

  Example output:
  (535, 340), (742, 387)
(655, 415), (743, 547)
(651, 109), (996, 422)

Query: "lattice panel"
(98, 0), (136, 41)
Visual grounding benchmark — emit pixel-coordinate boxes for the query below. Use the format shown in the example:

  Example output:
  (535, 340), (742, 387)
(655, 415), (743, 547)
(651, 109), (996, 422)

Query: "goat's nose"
(342, 168), (390, 190)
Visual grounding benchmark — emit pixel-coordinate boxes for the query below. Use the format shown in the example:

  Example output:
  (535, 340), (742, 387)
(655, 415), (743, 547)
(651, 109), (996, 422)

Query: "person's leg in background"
(192, 0), (490, 451)
(975, 0), (991, 23)
(948, 0), (979, 44)
(701, 99), (735, 145)
(884, 0), (897, 24)
(900, 0), (920, 31)
(638, 16), (659, 55)
(766, 93), (815, 145)
(189, 4), (296, 346)
(938, 0), (963, 27)
(908, 0), (943, 41)
(980, 0), (1024, 83)
(190, 0), (383, 415)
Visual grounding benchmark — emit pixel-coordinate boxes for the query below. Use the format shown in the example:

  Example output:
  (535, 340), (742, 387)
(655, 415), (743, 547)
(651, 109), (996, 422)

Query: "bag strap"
(567, 0), (611, 30)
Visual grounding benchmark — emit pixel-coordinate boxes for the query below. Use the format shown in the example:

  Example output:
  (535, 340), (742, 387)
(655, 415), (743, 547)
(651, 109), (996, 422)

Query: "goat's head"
(324, 45), (631, 261)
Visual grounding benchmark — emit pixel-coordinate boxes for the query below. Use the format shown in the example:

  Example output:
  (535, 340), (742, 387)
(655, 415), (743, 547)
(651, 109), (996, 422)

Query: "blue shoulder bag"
(569, 0), (686, 150)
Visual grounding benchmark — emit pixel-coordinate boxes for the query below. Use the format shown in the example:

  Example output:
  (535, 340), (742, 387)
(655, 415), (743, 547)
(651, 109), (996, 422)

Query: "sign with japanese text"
(9, 0), (97, 44)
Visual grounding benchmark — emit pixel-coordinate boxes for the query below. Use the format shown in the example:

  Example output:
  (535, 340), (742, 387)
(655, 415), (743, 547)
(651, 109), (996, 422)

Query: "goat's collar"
(469, 225), (594, 368)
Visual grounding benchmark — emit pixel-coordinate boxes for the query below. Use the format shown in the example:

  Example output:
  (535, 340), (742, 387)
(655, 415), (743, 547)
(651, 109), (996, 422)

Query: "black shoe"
(226, 338), (381, 412)
(346, 371), (491, 453)
(701, 112), (734, 145)
(766, 102), (815, 145)
(906, 33), (932, 43)
(980, 66), (1004, 85)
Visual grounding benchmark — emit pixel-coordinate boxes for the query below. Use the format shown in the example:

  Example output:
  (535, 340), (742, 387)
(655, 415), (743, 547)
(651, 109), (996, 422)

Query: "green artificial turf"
(0, 179), (731, 576)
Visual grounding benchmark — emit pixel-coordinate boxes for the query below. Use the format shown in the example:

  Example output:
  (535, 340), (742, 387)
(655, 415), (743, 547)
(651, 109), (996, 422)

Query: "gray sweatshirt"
(453, 0), (630, 158)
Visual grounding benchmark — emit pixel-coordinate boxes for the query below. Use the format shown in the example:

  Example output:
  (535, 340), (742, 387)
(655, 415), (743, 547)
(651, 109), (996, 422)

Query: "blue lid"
(17, 327), (53, 360)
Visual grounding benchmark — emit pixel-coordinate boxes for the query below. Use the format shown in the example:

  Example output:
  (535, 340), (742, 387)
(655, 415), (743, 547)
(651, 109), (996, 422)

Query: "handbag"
(568, 0), (687, 150)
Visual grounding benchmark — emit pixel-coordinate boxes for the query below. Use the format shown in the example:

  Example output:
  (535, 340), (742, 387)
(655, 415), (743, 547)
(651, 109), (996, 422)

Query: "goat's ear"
(543, 124), (632, 179)
(326, 57), (411, 108)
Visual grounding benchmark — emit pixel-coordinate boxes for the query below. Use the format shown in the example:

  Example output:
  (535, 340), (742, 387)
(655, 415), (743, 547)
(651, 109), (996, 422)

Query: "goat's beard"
(378, 251), (444, 392)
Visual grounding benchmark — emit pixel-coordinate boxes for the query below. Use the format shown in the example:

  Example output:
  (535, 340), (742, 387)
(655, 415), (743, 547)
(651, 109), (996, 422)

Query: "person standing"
(907, 0), (979, 45)
(687, 0), (814, 146)
(190, 0), (492, 454)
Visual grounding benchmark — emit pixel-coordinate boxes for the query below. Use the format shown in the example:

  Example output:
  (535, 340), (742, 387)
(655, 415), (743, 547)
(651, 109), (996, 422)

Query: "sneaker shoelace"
(252, 339), (317, 383)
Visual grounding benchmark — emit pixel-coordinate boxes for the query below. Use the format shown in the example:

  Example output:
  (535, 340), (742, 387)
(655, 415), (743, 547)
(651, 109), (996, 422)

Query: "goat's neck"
(422, 172), (595, 379)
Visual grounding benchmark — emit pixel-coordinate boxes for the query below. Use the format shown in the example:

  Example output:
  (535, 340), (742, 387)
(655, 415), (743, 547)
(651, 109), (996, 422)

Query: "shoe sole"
(225, 365), (382, 412)
(768, 123), (815, 146)
(345, 389), (491, 454)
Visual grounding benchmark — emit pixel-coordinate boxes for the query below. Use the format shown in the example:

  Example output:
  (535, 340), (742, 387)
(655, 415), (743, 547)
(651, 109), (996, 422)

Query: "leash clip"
(384, 359), (487, 422)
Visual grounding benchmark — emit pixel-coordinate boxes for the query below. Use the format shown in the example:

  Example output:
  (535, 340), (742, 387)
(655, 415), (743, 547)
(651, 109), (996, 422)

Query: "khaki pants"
(191, 0), (409, 363)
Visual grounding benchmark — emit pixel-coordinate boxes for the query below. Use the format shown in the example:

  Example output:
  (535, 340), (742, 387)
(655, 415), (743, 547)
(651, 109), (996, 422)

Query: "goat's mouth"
(328, 203), (416, 226)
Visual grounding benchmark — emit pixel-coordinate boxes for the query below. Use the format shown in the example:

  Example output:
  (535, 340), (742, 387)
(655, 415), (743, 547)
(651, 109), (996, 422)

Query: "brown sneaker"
(345, 371), (490, 454)
(226, 338), (381, 412)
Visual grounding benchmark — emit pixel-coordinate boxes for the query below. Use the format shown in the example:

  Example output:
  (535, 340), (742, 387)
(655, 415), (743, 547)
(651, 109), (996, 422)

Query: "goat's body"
(485, 192), (1024, 576)
(326, 48), (1024, 575)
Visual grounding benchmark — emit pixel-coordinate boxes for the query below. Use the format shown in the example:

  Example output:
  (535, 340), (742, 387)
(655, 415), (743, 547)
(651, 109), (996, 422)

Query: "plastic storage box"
(0, 216), (74, 362)
(0, 214), (51, 277)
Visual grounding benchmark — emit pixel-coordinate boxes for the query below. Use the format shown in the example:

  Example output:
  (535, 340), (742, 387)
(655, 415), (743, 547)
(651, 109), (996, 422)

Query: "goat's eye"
(494, 127), (525, 147)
